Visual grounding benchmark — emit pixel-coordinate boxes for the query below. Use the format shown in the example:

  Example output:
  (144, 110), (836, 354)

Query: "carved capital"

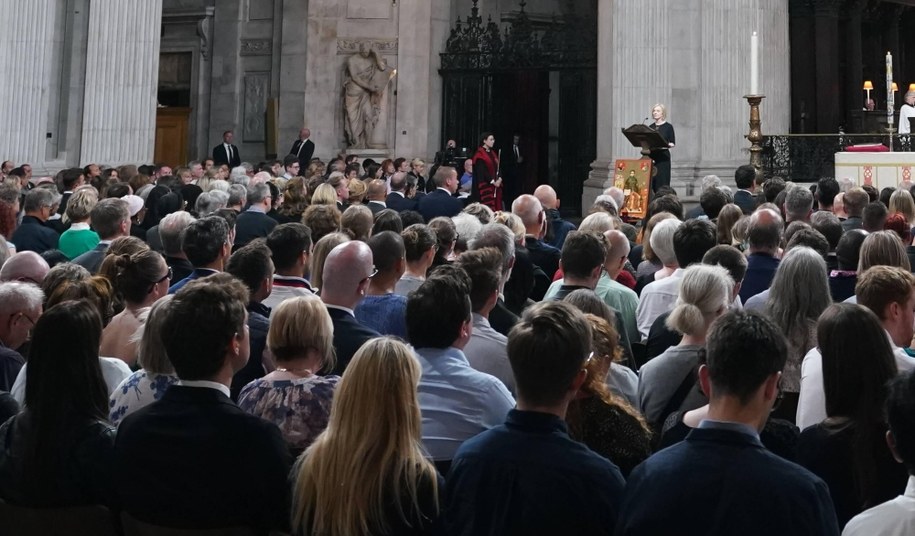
(337, 38), (398, 55)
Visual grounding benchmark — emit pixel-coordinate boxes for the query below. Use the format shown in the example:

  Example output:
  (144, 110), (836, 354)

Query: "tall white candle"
(750, 32), (759, 95)
(887, 51), (895, 126)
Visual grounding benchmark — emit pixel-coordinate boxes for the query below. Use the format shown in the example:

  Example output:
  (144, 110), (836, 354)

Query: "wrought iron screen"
(761, 134), (910, 181)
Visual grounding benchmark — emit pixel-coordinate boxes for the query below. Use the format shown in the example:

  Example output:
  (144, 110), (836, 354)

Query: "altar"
(834, 151), (915, 189)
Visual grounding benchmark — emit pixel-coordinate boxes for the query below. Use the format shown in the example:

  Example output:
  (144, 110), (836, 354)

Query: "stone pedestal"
(80, 0), (163, 165)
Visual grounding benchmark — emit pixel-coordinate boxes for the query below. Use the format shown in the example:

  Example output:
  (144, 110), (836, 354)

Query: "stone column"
(394, 0), (432, 159)
(846, 0), (865, 118)
(812, 0), (841, 133)
(278, 0), (309, 151)
(0, 0), (57, 168)
(581, 0), (616, 210)
(80, 0), (163, 165)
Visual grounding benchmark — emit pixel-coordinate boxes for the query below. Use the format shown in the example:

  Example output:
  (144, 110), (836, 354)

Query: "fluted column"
(582, 0), (616, 208)
(0, 0), (57, 166)
(80, 0), (163, 165)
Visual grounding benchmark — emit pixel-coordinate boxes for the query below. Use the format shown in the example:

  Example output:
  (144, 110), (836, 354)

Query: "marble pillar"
(0, 0), (58, 168)
(394, 0), (433, 160)
(80, 0), (163, 166)
(584, 0), (791, 210)
(278, 0), (309, 153)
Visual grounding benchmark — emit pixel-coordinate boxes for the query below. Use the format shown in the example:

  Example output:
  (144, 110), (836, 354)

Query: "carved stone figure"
(343, 42), (394, 149)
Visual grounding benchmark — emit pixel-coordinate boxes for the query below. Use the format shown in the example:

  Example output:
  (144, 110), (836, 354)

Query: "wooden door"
(155, 107), (190, 168)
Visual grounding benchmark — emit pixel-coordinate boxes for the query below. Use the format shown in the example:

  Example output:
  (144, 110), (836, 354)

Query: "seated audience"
(760, 247), (831, 421)
(114, 274), (292, 531)
(321, 241), (380, 374)
(168, 215), (231, 293)
(637, 218), (716, 340)
(829, 229), (867, 302)
(842, 187), (868, 232)
(458, 247), (515, 393)
(0, 301), (115, 507)
(395, 223), (436, 296)
(796, 303), (906, 528)
(10, 188), (60, 255)
(0, 250), (50, 284)
(0, 282), (43, 391)
(547, 231), (607, 300)
(798, 266), (915, 429)
(811, 210), (843, 270)
(73, 198), (131, 273)
(354, 231), (408, 338)
(639, 264), (732, 431)
(12, 275), (131, 404)
(417, 166), (462, 221)
(372, 208), (403, 235)
(863, 200), (888, 232)
(290, 338), (441, 536)
(443, 301), (625, 534)
(238, 295), (339, 453)
(738, 207), (783, 303)
(263, 223), (315, 309)
(843, 369), (915, 535)
(633, 211), (677, 278)
(513, 193), (561, 288)
(233, 183), (277, 249)
(308, 231), (350, 292)
(301, 204), (341, 244)
(468, 223), (520, 336)
(157, 211), (195, 283)
(716, 203), (743, 246)
(617, 310), (839, 535)
(109, 296), (178, 425)
(567, 313), (651, 476)
(99, 249), (171, 366)
(58, 187), (100, 259)
(225, 241), (275, 399)
(341, 204), (373, 241)
(428, 216), (457, 268)
(534, 184), (576, 249)
(408, 265), (514, 466)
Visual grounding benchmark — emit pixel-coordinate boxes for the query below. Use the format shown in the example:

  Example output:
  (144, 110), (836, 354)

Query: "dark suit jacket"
(417, 189), (463, 222)
(739, 252), (780, 303)
(72, 241), (109, 274)
(289, 138), (315, 170)
(734, 189), (757, 215)
(57, 191), (73, 216)
(367, 201), (387, 215)
(230, 302), (271, 401)
(165, 256), (194, 284)
(114, 386), (292, 531)
(841, 216), (863, 232)
(488, 298), (519, 337)
(524, 236), (561, 281)
(233, 209), (278, 250)
(616, 427), (839, 535)
(10, 215), (59, 255)
(213, 143), (241, 168)
(327, 306), (380, 375)
(386, 192), (417, 213)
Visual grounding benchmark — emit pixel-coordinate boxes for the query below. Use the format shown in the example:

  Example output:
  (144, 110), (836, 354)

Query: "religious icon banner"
(613, 159), (651, 220)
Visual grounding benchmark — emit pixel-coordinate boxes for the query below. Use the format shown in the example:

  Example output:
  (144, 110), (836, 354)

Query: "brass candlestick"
(744, 94), (766, 170)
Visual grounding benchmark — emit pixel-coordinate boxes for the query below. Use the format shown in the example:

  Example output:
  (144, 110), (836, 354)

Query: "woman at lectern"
(648, 103), (676, 193)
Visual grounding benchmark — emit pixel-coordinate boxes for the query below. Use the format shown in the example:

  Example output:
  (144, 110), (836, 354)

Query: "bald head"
(534, 185), (559, 209)
(390, 171), (407, 192)
(0, 251), (50, 283)
(603, 230), (631, 278)
(367, 179), (387, 201)
(747, 208), (784, 253)
(512, 194), (544, 236)
(320, 241), (374, 308)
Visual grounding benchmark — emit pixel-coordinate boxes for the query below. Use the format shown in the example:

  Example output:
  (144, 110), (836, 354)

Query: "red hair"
(884, 212), (911, 243)
(0, 200), (17, 238)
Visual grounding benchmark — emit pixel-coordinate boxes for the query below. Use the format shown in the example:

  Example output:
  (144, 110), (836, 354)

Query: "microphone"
(642, 117), (650, 125)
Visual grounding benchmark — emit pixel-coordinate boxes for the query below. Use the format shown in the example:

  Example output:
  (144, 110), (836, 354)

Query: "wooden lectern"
(621, 124), (670, 160)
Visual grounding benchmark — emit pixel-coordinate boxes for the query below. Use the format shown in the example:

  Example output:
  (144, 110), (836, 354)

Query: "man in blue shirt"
(443, 300), (626, 535)
(616, 310), (839, 535)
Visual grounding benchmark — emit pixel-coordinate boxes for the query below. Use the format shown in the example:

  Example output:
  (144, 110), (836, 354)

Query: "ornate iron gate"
(439, 0), (597, 216)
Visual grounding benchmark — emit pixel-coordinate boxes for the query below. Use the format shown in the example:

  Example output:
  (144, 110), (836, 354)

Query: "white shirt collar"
(325, 303), (355, 317)
(370, 200), (386, 207)
(69, 222), (91, 231)
(178, 379), (230, 398)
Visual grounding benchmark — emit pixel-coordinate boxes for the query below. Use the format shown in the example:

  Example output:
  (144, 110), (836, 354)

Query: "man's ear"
(887, 430), (905, 465)
(570, 368), (588, 394)
(698, 364), (711, 398)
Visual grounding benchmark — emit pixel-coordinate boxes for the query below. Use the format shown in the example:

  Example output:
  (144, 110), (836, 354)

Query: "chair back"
(121, 511), (260, 536)
(0, 500), (118, 536)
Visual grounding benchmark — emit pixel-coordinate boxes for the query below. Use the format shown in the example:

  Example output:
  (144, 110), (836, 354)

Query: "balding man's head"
(0, 251), (50, 284)
(603, 230), (631, 277)
(367, 179), (387, 201)
(390, 171), (407, 192)
(747, 208), (783, 254)
(534, 185), (559, 210)
(320, 241), (374, 308)
(512, 194), (544, 236)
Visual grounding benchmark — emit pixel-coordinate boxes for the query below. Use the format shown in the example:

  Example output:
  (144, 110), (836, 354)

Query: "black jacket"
(327, 306), (380, 375)
(10, 215), (59, 255)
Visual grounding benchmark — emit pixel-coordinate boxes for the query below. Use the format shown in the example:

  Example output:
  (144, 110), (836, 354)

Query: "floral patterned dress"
(109, 370), (180, 425)
(237, 375), (340, 451)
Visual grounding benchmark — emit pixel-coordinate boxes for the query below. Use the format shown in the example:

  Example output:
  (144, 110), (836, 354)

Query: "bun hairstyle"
(110, 250), (166, 305)
(666, 264), (733, 337)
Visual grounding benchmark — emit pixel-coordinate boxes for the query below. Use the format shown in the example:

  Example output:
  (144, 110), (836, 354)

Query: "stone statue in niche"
(343, 42), (396, 149)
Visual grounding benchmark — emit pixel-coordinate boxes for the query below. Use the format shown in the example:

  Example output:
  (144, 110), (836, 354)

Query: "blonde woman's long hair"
(290, 337), (439, 535)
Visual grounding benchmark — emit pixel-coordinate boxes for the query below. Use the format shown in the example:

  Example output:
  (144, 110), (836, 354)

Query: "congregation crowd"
(1, 149), (915, 536)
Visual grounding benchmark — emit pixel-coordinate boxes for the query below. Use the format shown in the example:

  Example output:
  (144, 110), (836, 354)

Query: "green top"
(58, 225), (100, 259)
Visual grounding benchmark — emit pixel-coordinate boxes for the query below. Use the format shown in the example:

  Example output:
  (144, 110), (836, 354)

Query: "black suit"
(72, 241), (109, 274)
(233, 209), (278, 250)
(734, 189), (757, 215)
(367, 201), (387, 215)
(213, 143), (241, 168)
(289, 138), (315, 171)
(327, 306), (380, 375)
(114, 385), (292, 531)
(417, 188), (463, 222)
(386, 192), (417, 213)
(10, 215), (59, 255)
(488, 298), (519, 337)
(501, 143), (524, 206)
